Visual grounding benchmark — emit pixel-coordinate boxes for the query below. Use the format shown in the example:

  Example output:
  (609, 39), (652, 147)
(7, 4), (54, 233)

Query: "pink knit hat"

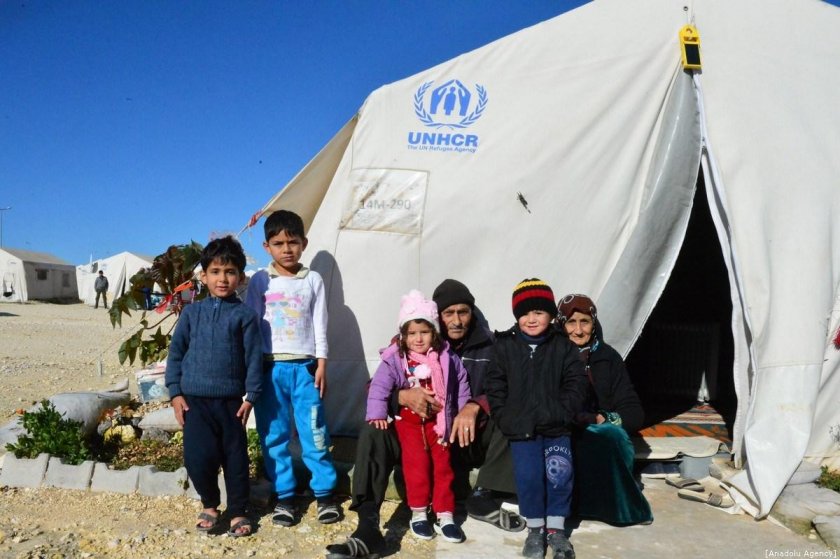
(398, 289), (440, 332)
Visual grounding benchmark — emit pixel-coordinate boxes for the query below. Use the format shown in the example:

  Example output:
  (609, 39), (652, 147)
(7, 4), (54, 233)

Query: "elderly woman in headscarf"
(556, 294), (653, 526)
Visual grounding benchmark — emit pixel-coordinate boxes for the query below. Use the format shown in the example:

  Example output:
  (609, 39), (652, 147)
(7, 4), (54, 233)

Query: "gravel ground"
(0, 302), (431, 558)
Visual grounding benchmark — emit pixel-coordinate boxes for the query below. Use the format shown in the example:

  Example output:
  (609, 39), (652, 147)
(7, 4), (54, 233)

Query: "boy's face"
(517, 310), (552, 337)
(200, 258), (242, 298)
(263, 230), (307, 275)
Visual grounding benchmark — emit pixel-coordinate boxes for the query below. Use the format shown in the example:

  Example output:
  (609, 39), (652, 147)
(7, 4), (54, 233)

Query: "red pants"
(394, 409), (455, 514)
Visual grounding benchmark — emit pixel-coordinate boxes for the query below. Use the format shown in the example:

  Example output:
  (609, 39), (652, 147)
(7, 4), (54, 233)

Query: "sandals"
(227, 517), (253, 538)
(195, 511), (219, 532)
(677, 488), (735, 508)
(665, 475), (704, 492)
(498, 507), (526, 532)
(325, 537), (381, 558)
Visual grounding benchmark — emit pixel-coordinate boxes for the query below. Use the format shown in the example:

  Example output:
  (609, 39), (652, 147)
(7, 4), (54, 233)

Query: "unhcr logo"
(407, 79), (487, 154)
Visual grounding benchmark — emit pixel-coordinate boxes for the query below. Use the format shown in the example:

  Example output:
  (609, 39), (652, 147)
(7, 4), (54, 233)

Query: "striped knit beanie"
(512, 278), (556, 320)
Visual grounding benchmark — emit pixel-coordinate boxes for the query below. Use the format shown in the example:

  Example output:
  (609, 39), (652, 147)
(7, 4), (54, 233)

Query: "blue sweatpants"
(254, 359), (336, 499)
(510, 435), (574, 529)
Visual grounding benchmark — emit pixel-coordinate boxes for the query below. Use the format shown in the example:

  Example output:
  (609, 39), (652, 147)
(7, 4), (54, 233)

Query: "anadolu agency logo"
(407, 79), (487, 154)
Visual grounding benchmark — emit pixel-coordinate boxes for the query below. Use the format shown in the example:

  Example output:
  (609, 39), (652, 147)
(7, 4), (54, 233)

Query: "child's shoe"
(409, 519), (435, 540)
(272, 500), (297, 527)
(547, 530), (575, 559)
(522, 527), (546, 558)
(317, 500), (342, 524)
(434, 521), (466, 543)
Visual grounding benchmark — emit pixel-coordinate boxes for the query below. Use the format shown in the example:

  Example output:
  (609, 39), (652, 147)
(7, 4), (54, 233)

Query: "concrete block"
(138, 408), (180, 433)
(679, 454), (713, 480)
(137, 465), (188, 497)
(43, 457), (94, 490)
(90, 463), (140, 494)
(0, 453), (49, 488)
(789, 460), (821, 485)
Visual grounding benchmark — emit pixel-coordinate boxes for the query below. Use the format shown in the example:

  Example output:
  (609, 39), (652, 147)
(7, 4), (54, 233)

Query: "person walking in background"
(165, 236), (262, 537)
(245, 209), (339, 527)
(365, 289), (471, 543)
(485, 279), (589, 559)
(94, 270), (109, 309)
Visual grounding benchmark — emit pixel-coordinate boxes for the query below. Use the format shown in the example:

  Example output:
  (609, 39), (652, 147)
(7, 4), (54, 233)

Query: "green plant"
(109, 241), (205, 365)
(818, 466), (840, 493)
(247, 428), (264, 480)
(5, 400), (91, 465)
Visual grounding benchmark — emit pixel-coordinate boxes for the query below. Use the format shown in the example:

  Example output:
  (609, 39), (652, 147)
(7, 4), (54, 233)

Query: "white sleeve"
(311, 272), (329, 359)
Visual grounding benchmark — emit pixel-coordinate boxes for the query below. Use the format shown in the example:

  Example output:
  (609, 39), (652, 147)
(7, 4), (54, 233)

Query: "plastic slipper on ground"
(498, 507), (527, 532)
(196, 512), (219, 532)
(677, 488), (735, 508)
(665, 475), (704, 491)
(227, 518), (253, 538)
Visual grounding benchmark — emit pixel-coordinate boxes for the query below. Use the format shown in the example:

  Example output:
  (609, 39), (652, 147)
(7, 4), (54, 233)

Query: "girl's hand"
(369, 419), (389, 430)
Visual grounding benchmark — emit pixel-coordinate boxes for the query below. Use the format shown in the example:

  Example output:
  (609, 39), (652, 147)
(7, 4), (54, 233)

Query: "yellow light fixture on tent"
(679, 24), (702, 70)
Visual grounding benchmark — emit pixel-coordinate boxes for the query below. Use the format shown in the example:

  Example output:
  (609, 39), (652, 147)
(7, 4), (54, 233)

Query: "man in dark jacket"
(326, 279), (519, 559)
(94, 271), (109, 309)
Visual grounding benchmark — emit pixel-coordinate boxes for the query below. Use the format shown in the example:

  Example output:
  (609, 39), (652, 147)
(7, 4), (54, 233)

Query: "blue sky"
(0, 1), (589, 266)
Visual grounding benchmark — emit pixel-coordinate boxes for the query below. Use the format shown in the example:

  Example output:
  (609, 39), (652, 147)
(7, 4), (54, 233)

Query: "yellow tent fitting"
(679, 24), (702, 70)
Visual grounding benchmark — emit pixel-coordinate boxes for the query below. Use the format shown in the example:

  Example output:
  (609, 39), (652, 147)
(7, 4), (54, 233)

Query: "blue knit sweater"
(165, 295), (263, 402)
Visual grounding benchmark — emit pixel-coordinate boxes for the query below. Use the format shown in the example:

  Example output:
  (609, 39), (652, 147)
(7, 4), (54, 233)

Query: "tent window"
(36, 269), (48, 281)
(62, 272), (70, 288)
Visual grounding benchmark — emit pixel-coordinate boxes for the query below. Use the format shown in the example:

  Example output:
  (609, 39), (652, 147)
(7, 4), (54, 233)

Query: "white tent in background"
(76, 252), (154, 306)
(0, 248), (78, 302)
(247, 0), (840, 516)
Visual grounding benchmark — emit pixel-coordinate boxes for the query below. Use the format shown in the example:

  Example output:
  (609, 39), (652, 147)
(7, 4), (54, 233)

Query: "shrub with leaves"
(247, 428), (264, 480)
(818, 466), (840, 493)
(109, 241), (205, 365)
(5, 400), (91, 465)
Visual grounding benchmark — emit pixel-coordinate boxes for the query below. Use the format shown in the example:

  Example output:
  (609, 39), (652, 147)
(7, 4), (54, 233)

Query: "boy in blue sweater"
(166, 236), (263, 538)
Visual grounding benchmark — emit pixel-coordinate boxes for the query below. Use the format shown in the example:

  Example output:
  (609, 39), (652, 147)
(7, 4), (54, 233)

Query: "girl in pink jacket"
(366, 289), (471, 543)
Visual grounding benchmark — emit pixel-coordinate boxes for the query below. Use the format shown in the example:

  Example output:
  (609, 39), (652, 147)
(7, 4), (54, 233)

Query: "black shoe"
(325, 536), (381, 558)
(271, 501), (296, 527)
(410, 519), (435, 540)
(547, 530), (575, 559)
(522, 527), (546, 558)
(317, 501), (342, 524)
(434, 521), (466, 543)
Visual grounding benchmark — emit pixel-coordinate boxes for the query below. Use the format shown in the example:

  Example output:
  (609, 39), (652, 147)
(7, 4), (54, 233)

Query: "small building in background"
(0, 248), (78, 303)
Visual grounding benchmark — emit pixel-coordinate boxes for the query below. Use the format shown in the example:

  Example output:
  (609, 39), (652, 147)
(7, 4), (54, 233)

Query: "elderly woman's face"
(564, 311), (594, 347)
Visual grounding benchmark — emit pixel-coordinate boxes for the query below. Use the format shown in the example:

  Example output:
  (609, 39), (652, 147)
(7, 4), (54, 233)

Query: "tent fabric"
(76, 252), (154, 306)
(250, 0), (840, 516)
(0, 248), (78, 302)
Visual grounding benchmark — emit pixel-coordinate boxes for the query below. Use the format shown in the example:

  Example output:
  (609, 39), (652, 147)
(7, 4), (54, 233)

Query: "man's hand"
(172, 395), (189, 427)
(450, 401), (480, 447)
(236, 401), (253, 427)
(314, 358), (327, 398)
(398, 386), (441, 418)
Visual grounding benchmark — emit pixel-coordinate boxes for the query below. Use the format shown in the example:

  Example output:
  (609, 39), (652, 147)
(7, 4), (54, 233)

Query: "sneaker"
(522, 527), (546, 558)
(272, 501), (296, 527)
(547, 530), (575, 559)
(317, 501), (342, 524)
(434, 521), (466, 543)
(409, 519), (435, 540)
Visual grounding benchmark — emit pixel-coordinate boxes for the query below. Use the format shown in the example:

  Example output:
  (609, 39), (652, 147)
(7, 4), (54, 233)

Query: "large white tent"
(76, 252), (154, 307)
(0, 248), (78, 303)
(247, 0), (840, 516)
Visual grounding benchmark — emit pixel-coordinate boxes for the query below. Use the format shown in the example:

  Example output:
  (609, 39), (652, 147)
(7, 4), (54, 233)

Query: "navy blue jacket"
(165, 295), (263, 402)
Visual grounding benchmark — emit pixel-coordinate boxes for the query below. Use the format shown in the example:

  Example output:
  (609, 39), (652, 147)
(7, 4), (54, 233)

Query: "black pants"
(183, 395), (250, 517)
(349, 415), (516, 512)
